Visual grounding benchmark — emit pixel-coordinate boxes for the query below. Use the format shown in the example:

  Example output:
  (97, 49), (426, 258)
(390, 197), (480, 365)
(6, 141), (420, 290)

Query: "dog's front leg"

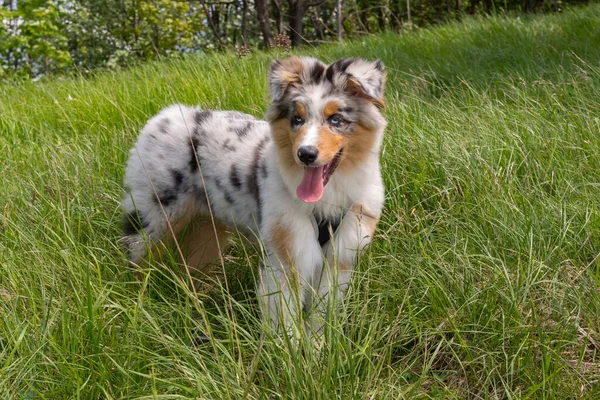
(258, 212), (322, 338)
(310, 203), (380, 335)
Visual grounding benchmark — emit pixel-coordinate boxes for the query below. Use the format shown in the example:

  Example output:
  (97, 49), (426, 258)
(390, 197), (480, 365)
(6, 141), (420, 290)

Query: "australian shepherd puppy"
(121, 56), (387, 336)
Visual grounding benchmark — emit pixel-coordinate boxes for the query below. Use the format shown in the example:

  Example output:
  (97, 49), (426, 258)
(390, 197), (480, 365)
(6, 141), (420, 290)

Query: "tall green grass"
(1, 5), (600, 398)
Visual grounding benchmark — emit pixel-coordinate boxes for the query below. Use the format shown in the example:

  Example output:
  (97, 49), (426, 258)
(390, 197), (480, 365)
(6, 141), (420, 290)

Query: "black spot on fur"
(155, 168), (185, 207)
(230, 165), (242, 189)
(259, 159), (268, 179)
(234, 122), (252, 138)
(338, 107), (354, 114)
(326, 58), (355, 82)
(123, 211), (147, 236)
(214, 177), (235, 204)
(195, 110), (211, 125)
(155, 190), (177, 207)
(222, 139), (237, 152)
(247, 136), (270, 223)
(171, 169), (184, 186)
(335, 58), (355, 73)
(158, 118), (170, 134)
(193, 126), (206, 138)
(315, 215), (342, 247)
(224, 191), (235, 204)
(189, 137), (201, 172)
(309, 63), (326, 84)
(325, 65), (334, 82)
(272, 102), (290, 120)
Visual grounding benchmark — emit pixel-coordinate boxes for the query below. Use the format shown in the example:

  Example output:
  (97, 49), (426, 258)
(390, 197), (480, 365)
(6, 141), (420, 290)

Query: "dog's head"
(266, 56), (387, 203)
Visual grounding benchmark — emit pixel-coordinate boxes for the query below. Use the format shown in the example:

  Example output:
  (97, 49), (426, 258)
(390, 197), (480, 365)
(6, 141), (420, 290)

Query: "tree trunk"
(201, 3), (226, 49)
(286, 0), (326, 47)
(483, 0), (492, 13)
(406, 0), (411, 24)
(241, 0), (248, 45)
(272, 0), (284, 34)
(255, 0), (274, 47)
(288, 0), (304, 47)
(470, 0), (479, 14)
(336, 0), (342, 40)
(526, 0), (534, 12)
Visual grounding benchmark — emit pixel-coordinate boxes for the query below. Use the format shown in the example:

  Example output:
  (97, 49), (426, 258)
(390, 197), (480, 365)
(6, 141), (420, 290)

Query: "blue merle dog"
(122, 56), (387, 336)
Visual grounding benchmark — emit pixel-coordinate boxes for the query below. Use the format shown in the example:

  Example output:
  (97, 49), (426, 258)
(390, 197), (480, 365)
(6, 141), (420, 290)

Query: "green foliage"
(0, 0), (71, 78)
(1, 5), (600, 398)
(20, 0), (71, 72)
(64, 0), (210, 70)
(0, 8), (9, 77)
(0, 0), (594, 80)
(136, 0), (201, 55)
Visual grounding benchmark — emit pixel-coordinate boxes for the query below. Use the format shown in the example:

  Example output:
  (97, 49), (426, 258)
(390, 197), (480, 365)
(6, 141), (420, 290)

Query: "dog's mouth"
(296, 149), (343, 203)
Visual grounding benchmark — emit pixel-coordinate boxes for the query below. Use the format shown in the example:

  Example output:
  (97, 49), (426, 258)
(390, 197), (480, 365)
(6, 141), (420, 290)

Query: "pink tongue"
(297, 167), (324, 203)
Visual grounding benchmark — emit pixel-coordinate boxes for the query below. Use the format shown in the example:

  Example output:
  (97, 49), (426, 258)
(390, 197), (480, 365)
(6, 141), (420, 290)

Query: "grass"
(1, 4), (600, 398)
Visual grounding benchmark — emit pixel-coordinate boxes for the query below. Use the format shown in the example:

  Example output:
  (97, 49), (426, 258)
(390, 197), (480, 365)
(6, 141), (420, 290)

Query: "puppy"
(121, 56), (387, 335)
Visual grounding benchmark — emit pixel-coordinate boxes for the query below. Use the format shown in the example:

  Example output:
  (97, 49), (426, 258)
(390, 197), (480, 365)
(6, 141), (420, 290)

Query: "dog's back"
(122, 105), (272, 264)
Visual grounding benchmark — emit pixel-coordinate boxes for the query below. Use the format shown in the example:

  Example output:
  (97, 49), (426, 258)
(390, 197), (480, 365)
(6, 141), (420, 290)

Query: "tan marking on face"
(337, 123), (377, 173)
(271, 219), (293, 263)
(296, 102), (307, 119)
(323, 101), (340, 118)
(351, 204), (379, 236)
(271, 118), (305, 173)
(316, 127), (344, 164)
(273, 102), (311, 169)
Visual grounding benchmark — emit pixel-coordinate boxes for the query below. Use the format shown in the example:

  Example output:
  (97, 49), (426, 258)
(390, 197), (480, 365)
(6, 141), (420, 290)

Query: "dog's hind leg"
(122, 189), (230, 285)
(166, 216), (230, 286)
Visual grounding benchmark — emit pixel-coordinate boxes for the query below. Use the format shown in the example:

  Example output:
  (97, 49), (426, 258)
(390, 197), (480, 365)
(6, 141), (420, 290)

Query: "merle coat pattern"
(122, 56), (387, 336)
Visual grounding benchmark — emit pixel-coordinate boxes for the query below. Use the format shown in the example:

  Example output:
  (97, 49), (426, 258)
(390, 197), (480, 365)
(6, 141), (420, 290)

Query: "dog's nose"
(297, 146), (319, 165)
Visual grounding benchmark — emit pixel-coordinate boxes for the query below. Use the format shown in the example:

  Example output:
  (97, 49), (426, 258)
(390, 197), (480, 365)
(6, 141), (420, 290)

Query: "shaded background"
(0, 0), (594, 79)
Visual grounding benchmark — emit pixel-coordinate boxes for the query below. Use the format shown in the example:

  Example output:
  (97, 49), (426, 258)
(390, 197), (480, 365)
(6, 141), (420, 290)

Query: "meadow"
(1, 4), (600, 398)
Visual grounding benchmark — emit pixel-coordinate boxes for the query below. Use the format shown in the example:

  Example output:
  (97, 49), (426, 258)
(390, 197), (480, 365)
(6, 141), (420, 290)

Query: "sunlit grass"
(1, 5), (600, 398)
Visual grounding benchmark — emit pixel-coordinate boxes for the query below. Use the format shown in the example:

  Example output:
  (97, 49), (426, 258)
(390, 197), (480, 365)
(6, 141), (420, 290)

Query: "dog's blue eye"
(292, 116), (304, 125)
(328, 115), (343, 127)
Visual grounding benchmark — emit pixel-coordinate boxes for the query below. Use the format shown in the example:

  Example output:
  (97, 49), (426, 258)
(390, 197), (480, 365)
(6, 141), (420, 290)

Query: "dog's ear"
(269, 56), (305, 102)
(326, 58), (386, 109)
